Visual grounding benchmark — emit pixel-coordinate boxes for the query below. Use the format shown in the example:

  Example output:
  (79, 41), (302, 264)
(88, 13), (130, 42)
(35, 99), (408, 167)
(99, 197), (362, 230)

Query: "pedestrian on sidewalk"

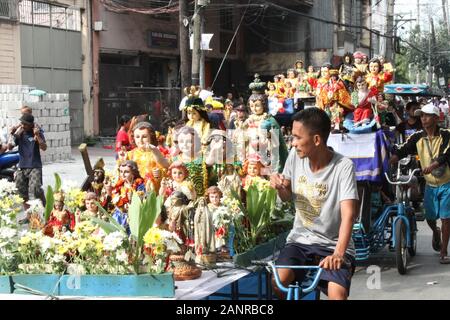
(115, 115), (132, 158)
(14, 113), (47, 218)
(390, 103), (450, 264)
(270, 108), (358, 300)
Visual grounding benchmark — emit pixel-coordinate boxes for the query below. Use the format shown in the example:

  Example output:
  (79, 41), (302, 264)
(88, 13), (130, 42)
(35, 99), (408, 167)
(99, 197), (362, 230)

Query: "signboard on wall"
(148, 31), (178, 49)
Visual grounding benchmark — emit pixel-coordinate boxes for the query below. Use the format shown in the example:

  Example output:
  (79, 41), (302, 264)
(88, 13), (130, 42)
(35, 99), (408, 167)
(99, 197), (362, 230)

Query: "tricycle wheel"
(395, 219), (408, 275)
(408, 218), (417, 257)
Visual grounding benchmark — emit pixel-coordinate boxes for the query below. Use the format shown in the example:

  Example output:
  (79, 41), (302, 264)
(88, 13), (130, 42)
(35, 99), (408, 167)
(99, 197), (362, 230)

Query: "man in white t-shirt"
(270, 108), (359, 300)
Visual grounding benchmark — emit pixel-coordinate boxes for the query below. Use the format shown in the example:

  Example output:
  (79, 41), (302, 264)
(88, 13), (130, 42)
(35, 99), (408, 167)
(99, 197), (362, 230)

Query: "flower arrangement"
(142, 227), (182, 273)
(64, 188), (87, 213)
(0, 180), (23, 274)
(212, 204), (241, 247)
(224, 179), (292, 253)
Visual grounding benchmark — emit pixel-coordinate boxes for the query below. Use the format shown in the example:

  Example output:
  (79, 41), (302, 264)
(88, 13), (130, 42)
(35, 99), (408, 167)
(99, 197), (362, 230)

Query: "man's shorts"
(424, 181), (450, 220)
(15, 168), (44, 202)
(275, 242), (355, 296)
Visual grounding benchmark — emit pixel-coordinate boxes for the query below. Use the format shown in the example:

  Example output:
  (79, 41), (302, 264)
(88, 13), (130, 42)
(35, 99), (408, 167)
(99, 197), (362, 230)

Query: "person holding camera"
(14, 113), (47, 216)
(390, 103), (450, 264)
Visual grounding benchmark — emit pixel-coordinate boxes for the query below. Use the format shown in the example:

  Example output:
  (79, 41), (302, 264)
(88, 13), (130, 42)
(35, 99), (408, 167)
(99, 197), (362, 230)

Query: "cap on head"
(19, 113), (34, 125)
(414, 103), (440, 117)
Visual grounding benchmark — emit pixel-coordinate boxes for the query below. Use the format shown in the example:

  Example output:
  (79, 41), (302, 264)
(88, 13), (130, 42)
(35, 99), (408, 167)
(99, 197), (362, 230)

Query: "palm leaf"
(44, 186), (54, 222)
(54, 173), (62, 192)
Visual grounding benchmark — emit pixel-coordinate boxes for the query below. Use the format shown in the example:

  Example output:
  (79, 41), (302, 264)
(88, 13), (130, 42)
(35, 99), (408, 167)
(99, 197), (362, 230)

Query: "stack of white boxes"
(0, 85), (72, 164)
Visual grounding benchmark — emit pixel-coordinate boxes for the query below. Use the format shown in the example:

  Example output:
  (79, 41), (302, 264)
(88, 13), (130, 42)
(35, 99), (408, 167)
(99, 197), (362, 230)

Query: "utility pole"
(199, 16), (205, 89)
(428, 15), (433, 86)
(443, 0), (450, 37)
(179, 0), (191, 91)
(191, 0), (204, 86)
(417, 0), (420, 32)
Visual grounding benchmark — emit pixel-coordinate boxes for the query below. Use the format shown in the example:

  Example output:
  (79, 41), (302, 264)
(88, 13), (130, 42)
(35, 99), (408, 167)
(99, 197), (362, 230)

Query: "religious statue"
(218, 163), (242, 199)
(244, 74), (288, 173)
(339, 52), (355, 89)
(242, 154), (266, 190)
(125, 122), (169, 192)
(183, 85), (211, 145)
(351, 77), (377, 127)
(365, 58), (393, 95)
(89, 159), (106, 197)
(294, 59), (306, 78)
(76, 192), (108, 223)
(166, 191), (202, 281)
(194, 197), (216, 265)
(353, 51), (368, 76)
(320, 70), (354, 132)
(205, 129), (240, 186)
(172, 126), (208, 197)
(160, 161), (197, 208)
(43, 192), (76, 237)
(105, 160), (146, 233)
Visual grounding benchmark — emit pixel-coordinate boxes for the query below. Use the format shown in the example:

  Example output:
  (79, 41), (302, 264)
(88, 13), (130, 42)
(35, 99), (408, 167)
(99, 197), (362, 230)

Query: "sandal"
(432, 227), (442, 252)
(439, 256), (450, 264)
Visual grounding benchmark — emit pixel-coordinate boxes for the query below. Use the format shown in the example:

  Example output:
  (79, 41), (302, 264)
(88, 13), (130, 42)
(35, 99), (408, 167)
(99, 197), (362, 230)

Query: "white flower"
(0, 227), (17, 239)
(39, 236), (53, 252)
(50, 254), (65, 264)
(61, 180), (79, 192)
(103, 231), (125, 251)
(0, 180), (17, 196)
(115, 249), (129, 264)
(26, 199), (44, 215)
(18, 229), (29, 238)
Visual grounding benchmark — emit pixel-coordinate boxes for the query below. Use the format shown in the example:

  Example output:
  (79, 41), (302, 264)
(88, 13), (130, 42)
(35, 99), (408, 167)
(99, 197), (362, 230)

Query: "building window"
(337, 0), (345, 31)
(19, 0), (81, 31)
(220, 8), (233, 31)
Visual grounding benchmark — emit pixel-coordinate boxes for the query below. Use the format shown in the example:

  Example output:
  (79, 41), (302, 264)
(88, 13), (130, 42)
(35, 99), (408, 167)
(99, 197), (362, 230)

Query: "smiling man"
(391, 103), (450, 264)
(270, 108), (358, 300)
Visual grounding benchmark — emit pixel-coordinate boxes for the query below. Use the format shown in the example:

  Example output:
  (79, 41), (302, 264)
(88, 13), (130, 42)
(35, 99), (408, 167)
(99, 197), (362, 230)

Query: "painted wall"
(0, 22), (21, 85)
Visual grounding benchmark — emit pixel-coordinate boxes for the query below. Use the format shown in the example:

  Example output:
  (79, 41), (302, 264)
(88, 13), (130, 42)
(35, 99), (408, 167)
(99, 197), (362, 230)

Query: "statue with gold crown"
(244, 74), (288, 174)
(43, 192), (76, 237)
(318, 69), (354, 132)
(181, 86), (211, 145)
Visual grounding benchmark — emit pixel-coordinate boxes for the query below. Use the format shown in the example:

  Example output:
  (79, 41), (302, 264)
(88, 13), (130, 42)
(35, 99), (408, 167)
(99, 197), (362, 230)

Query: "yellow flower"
(153, 244), (165, 256)
(19, 236), (31, 246)
(143, 228), (162, 245)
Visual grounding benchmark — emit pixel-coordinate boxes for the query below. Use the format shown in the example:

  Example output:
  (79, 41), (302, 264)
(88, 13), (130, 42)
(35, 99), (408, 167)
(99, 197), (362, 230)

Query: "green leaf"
(89, 217), (126, 234)
(54, 173), (62, 192)
(44, 186), (54, 222)
(128, 192), (143, 242)
(94, 201), (109, 218)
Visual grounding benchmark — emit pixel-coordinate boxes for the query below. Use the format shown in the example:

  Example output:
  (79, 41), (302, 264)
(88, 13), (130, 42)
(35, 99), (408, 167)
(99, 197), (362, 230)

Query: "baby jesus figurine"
(242, 154), (266, 191)
(43, 192), (76, 237)
(76, 192), (108, 224)
(160, 161), (196, 209)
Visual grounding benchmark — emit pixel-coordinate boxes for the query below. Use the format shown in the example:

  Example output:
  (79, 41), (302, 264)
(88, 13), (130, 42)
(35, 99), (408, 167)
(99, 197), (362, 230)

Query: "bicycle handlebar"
(267, 261), (323, 295)
(384, 168), (421, 185)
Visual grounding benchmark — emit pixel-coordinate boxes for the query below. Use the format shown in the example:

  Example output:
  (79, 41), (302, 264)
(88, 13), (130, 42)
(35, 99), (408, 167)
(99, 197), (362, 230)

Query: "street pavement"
(349, 220), (450, 300)
(42, 146), (117, 191)
(41, 147), (450, 300)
